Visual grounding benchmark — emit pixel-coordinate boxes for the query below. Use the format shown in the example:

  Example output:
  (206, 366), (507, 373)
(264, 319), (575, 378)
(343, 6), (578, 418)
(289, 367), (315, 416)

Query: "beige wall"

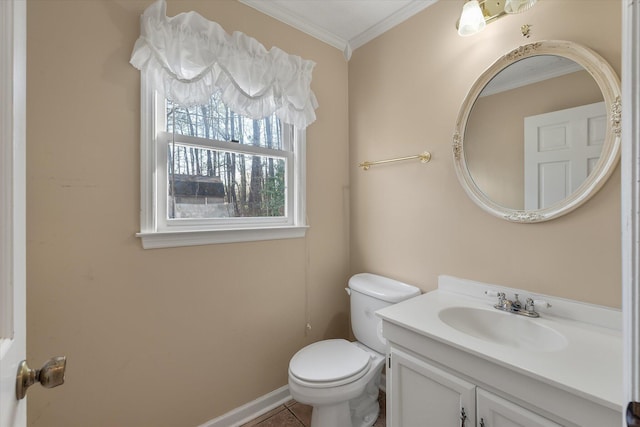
(26, 1), (349, 426)
(349, 1), (621, 307)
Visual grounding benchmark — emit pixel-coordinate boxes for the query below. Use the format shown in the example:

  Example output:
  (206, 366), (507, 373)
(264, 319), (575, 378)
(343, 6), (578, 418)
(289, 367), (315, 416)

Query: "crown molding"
(239, 0), (437, 60)
(239, 0), (348, 51)
(348, 0), (438, 51)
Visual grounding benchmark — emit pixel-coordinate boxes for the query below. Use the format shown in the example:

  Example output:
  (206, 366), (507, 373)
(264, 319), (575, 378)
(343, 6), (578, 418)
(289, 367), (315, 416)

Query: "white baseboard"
(197, 385), (291, 427)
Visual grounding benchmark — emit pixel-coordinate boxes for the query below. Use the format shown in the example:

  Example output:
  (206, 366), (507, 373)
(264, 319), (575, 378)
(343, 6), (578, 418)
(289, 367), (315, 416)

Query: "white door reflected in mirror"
(524, 102), (606, 210)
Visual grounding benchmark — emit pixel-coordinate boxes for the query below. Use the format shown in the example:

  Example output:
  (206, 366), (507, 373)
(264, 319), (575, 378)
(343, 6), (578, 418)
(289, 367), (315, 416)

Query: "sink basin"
(438, 306), (568, 352)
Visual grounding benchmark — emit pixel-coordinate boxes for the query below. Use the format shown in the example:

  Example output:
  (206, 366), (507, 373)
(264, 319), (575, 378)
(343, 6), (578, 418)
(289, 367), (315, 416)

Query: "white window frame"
(136, 69), (307, 249)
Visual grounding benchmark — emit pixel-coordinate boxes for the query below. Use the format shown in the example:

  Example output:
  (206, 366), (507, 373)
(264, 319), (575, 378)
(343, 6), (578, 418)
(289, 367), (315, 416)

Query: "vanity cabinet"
(388, 347), (562, 427)
(378, 277), (622, 427)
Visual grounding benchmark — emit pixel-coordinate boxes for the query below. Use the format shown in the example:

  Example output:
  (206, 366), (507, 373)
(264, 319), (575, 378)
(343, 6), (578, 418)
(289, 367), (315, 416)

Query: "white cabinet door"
(388, 348), (476, 427)
(477, 389), (562, 427)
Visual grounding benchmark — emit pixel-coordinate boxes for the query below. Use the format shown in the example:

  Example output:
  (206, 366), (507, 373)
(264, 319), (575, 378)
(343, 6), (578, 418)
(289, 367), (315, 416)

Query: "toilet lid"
(289, 339), (371, 383)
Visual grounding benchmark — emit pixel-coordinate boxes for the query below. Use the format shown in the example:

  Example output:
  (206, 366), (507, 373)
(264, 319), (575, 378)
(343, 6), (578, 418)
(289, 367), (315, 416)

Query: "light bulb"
(504, 0), (537, 14)
(458, 0), (486, 37)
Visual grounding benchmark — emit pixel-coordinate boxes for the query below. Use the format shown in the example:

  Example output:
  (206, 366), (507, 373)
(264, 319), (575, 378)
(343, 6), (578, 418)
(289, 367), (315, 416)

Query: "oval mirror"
(453, 40), (621, 222)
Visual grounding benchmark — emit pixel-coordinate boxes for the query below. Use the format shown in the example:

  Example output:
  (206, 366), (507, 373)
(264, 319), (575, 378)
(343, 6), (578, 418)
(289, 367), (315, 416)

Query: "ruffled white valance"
(130, 0), (318, 129)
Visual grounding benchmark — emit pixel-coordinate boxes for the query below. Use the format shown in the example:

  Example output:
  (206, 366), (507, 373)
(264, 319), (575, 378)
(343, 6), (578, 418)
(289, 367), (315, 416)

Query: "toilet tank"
(348, 273), (421, 354)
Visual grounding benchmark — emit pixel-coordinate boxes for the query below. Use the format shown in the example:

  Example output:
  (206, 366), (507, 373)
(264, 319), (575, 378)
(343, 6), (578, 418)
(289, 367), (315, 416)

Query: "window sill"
(137, 226), (308, 249)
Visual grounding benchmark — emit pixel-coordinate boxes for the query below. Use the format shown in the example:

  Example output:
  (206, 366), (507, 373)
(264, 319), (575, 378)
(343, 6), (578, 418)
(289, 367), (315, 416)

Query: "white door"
(524, 101), (606, 210)
(0, 0), (27, 426)
(389, 348), (476, 427)
(622, 1), (640, 426)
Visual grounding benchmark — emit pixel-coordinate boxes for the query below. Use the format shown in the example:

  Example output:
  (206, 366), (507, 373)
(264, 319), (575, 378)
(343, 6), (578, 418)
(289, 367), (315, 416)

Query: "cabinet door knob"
(628, 402), (640, 426)
(460, 407), (467, 427)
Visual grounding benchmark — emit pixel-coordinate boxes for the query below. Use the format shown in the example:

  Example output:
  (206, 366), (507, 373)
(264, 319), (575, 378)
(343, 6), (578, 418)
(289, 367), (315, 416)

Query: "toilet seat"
(289, 339), (372, 388)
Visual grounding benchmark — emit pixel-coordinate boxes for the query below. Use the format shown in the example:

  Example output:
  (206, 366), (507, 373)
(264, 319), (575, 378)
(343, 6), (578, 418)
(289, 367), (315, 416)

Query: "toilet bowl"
(288, 274), (420, 427)
(289, 340), (384, 427)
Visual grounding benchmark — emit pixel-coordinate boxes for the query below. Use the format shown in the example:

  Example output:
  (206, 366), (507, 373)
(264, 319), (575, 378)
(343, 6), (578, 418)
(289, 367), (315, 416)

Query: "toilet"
(288, 273), (421, 427)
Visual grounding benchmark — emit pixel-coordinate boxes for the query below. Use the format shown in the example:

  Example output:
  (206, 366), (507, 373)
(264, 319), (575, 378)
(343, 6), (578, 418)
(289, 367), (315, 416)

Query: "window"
(137, 74), (307, 249)
(129, 0), (317, 248)
(166, 98), (289, 221)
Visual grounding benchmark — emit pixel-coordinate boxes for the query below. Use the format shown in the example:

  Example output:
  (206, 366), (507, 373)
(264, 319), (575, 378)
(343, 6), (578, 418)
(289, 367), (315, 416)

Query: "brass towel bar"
(358, 151), (431, 171)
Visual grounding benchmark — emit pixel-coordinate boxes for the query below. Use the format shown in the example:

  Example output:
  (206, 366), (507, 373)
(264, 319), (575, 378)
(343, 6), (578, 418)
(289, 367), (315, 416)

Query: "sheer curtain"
(130, 0), (318, 129)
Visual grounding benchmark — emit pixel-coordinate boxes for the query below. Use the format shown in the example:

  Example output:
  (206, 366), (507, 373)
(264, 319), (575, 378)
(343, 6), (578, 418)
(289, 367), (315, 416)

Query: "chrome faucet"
(485, 291), (550, 318)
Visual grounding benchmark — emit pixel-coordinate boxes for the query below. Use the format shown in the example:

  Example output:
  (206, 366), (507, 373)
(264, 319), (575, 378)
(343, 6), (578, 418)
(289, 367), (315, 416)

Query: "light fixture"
(504, 0), (537, 14)
(456, 0), (537, 37)
(457, 0), (486, 37)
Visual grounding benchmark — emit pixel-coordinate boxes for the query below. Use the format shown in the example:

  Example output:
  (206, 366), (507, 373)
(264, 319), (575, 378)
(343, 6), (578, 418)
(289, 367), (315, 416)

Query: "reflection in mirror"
(464, 56), (603, 210)
(453, 40), (621, 223)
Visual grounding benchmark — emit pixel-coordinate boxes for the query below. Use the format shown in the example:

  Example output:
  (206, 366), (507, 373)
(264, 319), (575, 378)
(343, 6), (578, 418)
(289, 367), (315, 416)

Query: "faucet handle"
(485, 290), (506, 300)
(533, 299), (551, 309)
(525, 298), (535, 312)
(525, 298), (551, 311)
(486, 290), (509, 309)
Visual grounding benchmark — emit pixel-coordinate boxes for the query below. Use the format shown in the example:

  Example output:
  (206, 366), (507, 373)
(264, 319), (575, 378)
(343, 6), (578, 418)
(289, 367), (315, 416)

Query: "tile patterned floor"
(240, 391), (386, 427)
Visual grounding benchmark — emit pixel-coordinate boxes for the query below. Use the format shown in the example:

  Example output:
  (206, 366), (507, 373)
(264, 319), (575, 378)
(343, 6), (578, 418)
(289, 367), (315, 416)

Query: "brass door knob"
(16, 356), (66, 400)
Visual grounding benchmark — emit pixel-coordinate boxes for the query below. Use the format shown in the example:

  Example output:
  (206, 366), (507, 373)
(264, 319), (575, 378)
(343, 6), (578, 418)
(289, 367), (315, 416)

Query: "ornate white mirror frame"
(453, 40), (621, 223)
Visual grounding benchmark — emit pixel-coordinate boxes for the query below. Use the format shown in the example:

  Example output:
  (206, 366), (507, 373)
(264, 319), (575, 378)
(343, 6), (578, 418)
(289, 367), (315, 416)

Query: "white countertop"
(376, 276), (622, 411)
